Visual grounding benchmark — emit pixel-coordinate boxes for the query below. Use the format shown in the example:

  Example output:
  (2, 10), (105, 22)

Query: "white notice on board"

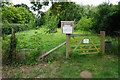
(63, 25), (72, 33)
(83, 39), (89, 43)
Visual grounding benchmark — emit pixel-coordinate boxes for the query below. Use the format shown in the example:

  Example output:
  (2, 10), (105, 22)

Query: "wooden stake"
(100, 31), (105, 54)
(12, 28), (15, 38)
(66, 34), (70, 58)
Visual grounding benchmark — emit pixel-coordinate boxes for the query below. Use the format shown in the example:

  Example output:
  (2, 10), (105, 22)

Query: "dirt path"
(2, 62), (47, 78)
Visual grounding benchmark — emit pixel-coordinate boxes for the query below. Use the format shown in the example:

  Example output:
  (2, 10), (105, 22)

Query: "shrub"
(2, 38), (10, 64)
(2, 24), (29, 35)
(26, 48), (41, 65)
(45, 15), (59, 33)
(2, 35), (17, 64)
(76, 16), (94, 31)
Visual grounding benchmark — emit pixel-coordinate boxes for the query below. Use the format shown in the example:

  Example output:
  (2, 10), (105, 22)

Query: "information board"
(61, 21), (74, 34)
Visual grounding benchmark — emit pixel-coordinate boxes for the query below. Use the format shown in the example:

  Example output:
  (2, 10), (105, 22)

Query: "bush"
(2, 38), (10, 64)
(2, 6), (32, 24)
(2, 24), (29, 35)
(26, 48), (41, 65)
(2, 35), (17, 64)
(45, 15), (59, 33)
(76, 16), (94, 31)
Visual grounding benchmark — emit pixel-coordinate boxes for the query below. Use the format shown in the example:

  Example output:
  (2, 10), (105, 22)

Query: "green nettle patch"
(2, 28), (118, 78)
(2, 34), (18, 64)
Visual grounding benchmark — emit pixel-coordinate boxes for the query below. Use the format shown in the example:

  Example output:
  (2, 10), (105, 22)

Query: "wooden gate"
(66, 31), (105, 58)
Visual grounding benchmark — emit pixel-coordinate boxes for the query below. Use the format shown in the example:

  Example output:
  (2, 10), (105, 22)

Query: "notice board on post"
(61, 21), (74, 34)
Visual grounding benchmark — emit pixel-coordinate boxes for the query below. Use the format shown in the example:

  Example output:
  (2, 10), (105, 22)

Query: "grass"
(3, 53), (118, 78)
(2, 27), (119, 78)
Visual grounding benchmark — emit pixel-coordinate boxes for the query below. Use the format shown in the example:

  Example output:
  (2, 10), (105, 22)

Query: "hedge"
(2, 24), (30, 35)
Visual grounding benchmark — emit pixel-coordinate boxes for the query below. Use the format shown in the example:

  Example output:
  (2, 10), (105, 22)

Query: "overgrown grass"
(2, 27), (119, 78)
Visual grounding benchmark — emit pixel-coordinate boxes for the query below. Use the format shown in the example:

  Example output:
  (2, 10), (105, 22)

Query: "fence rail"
(70, 34), (101, 37)
(37, 42), (66, 61)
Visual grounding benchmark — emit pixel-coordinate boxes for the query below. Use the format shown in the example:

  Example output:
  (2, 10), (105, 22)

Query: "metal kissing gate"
(66, 31), (105, 58)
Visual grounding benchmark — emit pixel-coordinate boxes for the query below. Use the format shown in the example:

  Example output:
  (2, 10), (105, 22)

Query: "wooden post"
(12, 28), (16, 59)
(100, 31), (105, 54)
(3, 34), (5, 40)
(66, 34), (70, 58)
(118, 33), (120, 54)
(12, 28), (15, 38)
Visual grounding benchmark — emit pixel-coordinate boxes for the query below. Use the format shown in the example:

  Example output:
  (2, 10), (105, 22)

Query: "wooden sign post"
(61, 21), (74, 58)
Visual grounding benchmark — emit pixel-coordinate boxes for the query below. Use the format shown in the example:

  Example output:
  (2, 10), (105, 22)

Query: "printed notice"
(83, 39), (89, 43)
(63, 24), (72, 34)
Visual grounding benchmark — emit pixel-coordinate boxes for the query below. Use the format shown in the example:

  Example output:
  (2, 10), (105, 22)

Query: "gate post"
(66, 34), (70, 58)
(100, 31), (105, 54)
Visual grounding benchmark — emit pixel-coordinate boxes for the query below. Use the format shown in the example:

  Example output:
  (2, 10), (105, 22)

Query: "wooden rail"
(70, 34), (101, 37)
(37, 42), (66, 61)
(14, 49), (37, 53)
(71, 44), (100, 47)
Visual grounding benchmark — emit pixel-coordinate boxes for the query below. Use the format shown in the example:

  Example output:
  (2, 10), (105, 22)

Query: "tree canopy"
(91, 2), (120, 36)
(2, 6), (33, 24)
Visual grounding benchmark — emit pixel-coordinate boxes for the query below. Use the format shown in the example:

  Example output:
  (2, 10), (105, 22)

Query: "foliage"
(91, 2), (120, 36)
(2, 6), (33, 24)
(27, 16), (37, 29)
(2, 37), (10, 64)
(49, 2), (85, 26)
(2, 35), (17, 64)
(35, 12), (46, 27)
(45, 14), (59, 33)
(23, 31), (44, 65)
(30, 0), (50, 27)
(26, 49), (40, 65)
(76, 16), (94, 31)
(2, 28), (119, 78)
(83, 5), (97, 18)
(14, 3), (31, 13)
(2, 24), (29, 35)
(51, 2), (83, 21)
(30, 1), (49, 16)
(0, 1), (12, 7)
(41, 2), (85, 30)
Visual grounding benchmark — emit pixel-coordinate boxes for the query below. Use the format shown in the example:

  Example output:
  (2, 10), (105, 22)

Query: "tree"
(50, 2), (83, 21)
(0, 0), (12, 7)
(14, 3), (32, 13)
(2, 6), (33, 24)
(91, 2), (120, 36)
(44, 2), (84, 28)
(30, 0), (49, 17)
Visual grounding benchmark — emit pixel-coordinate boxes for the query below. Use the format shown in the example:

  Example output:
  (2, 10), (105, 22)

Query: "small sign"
(61, 21), (74, 34)
(83, 39), (89, 43)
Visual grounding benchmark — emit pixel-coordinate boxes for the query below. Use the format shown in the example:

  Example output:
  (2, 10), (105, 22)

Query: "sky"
(12, 0), (119, 12)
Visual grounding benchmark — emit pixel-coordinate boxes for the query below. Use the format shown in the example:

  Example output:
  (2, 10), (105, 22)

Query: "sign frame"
(61, 21), (74, 34)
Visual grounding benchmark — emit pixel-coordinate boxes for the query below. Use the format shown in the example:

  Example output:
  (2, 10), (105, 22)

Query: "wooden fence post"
(66, 34), (70, 58)
(12, 28), (15, 39)
(100, 31), (105, 54)
(118, 33), (120, 54)
(12, 28), (16, 59)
